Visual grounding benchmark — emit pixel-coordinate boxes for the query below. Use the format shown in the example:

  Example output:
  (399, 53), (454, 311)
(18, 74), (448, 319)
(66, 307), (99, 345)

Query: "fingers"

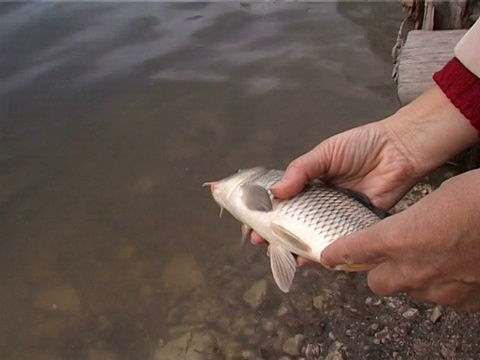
(250, 231), (267, 245)
(366, 262), (410, 296)
(296, 256), (321, 267)
(271, 147), (329, 199)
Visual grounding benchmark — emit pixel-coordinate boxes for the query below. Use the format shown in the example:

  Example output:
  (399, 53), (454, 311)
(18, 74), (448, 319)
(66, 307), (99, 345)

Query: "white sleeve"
(455, 20), (480, 78)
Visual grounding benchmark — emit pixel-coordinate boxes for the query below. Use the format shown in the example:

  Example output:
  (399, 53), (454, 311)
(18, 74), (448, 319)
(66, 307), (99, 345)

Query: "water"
(0, 3), (403, 359)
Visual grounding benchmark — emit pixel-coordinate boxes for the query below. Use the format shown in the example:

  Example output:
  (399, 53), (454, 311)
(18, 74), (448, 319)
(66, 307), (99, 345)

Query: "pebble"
(276, 304), (290, 317)
(152, 330), (217, 360)
(282, 334), (304, 356)
(366, 323), (380, 336)
(429, 306), (443, 323)
(261, 318), (276, 332)
(277, 327), (292, 343)
(325, 341), (345, 360)
(402, 308), (419, 319)
(313, 290), (333, 311)
(242, 279), (268, 311)
(375, 327), (391, 344)
(365, 297), (382, 306)
(240, 349), (256, 359)
(161, 252), (205, 295)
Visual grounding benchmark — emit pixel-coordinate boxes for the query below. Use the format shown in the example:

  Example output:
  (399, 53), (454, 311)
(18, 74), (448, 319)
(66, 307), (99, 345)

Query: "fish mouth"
(202, 181), (224, 217)
(202, 181), (218, 191)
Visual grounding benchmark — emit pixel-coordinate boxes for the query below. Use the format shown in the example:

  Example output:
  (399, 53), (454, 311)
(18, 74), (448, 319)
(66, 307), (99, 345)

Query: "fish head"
(203, 167), (269, 215)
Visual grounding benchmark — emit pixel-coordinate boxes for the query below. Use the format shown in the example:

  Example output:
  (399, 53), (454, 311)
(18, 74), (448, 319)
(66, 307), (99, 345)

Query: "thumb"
(320, 223), (388, 268)
(271, 146), (330, 199)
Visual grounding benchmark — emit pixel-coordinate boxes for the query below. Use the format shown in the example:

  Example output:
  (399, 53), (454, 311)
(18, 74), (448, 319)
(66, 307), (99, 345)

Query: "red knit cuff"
(433, 58), (480, 136)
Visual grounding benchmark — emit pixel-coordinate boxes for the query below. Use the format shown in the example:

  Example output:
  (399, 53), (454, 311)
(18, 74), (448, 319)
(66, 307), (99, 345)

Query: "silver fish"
(204, 167), (384, 293)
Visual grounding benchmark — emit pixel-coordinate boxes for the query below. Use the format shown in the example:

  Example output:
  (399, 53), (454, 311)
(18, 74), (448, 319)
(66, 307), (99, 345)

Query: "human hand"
(251, 86), (479, 256)
(250, 119), (423, 247)
(321, 169), (480, 312)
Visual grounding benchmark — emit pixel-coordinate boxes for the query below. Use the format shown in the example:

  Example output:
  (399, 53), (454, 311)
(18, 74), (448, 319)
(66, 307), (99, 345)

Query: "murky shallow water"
(0, 3), (403, 359)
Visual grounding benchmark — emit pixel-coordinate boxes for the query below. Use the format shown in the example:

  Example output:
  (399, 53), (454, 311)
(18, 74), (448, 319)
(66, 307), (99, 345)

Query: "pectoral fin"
(240, 184), (273, 212)
(268, 244), (297, 293)
(271, 221), (312, 253)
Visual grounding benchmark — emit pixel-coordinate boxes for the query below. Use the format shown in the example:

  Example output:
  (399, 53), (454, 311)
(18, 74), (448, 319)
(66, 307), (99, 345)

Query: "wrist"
(382, 85), (478, 177)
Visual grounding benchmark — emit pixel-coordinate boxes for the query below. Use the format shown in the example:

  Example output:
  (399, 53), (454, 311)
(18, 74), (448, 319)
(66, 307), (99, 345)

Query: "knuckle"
(286, 158), (305, 173)
(400, 266), (431, 290)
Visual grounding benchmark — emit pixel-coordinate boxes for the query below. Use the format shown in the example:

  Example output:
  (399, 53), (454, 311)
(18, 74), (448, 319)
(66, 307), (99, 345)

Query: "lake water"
(0, 2), (403, 359)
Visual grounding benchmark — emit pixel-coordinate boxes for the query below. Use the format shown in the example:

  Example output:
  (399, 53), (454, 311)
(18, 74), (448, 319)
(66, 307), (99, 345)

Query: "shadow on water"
(0, 2), (403, 359)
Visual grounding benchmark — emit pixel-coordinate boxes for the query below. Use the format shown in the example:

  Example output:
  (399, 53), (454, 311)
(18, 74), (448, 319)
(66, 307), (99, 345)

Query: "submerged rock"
(325, 341), (345, 360)
(242, 279), (268, 311)
(313, 290), (334, 311)
(429, 306), (443, 323)
(161, 252), (205, 295)
(282, 334), (305, 356)
(153, 330), (219, 360)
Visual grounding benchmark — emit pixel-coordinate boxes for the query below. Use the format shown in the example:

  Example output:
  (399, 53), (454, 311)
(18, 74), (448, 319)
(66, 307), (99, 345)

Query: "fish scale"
(273, 181), (379, 244)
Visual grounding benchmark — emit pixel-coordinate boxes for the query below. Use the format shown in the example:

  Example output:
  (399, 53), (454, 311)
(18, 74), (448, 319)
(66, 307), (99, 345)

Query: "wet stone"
(161, 252), (205, 296)
(282, 333), (305, 356)
(276, 304), (290, 317)
(375, 327), (391, 344)
(261, 318), (277, 332)
(153, 330), (218, 360)
(282, 337), (299, 356)
(240, 349), (256, 359)
(429, 306), (443, 323)
(277, 327), (292, 343)
(325, 341), (345, 360)
(302, 343), (322, 358)
(313, 290), (333, 311)
(242, 279), (268, 311)
(402, 308), (419, 319)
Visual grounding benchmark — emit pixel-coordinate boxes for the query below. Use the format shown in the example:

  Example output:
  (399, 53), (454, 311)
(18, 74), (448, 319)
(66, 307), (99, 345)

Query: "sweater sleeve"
(433, 20), (480, 135)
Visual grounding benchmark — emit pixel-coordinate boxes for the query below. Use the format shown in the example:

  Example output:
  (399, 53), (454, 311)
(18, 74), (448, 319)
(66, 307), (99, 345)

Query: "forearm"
(381, 20), (480, 177)
(382, 85), (478, 177)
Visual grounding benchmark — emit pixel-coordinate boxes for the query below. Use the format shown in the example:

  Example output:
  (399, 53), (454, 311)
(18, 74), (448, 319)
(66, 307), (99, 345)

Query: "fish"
(203, 167), (385, 293)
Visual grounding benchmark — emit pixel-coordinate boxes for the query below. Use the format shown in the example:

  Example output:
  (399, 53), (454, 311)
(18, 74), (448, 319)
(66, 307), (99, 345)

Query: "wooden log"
(396, 29), (466, 105)
(434, 0), (468, 29)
